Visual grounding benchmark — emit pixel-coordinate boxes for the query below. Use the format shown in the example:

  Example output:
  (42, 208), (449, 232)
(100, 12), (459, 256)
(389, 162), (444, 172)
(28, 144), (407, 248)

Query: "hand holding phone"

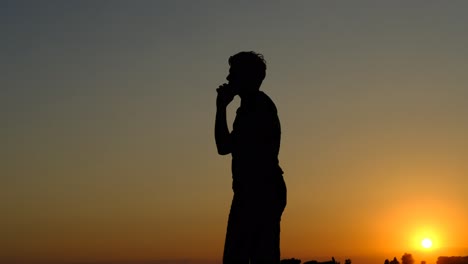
(216, 83), (236, 109)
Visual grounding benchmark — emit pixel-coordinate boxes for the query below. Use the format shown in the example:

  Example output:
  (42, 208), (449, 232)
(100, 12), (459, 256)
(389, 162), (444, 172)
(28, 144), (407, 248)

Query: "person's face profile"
(227, 66), (238, 83)
(227, 66), (241, 93)
(227, 66), (252, 94)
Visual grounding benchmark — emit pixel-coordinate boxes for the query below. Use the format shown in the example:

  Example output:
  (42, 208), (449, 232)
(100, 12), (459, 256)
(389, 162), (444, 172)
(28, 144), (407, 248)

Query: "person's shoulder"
(257, 91), (278, 113)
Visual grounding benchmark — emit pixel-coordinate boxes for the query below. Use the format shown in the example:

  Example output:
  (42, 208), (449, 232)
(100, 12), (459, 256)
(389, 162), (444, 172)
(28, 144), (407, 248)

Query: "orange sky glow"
(2, 2), (468, 264)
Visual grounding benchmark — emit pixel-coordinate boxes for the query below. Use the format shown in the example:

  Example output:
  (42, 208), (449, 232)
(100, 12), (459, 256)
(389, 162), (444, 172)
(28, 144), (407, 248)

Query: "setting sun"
(422, 238), (433, 249)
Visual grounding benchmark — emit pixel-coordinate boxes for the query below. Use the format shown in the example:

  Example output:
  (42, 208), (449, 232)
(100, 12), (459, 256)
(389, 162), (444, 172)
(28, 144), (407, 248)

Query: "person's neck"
(240, 90), (259, 107)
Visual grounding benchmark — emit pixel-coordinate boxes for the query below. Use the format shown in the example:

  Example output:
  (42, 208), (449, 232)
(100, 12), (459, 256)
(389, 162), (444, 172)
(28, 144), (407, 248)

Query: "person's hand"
(216, 83), (236, 109)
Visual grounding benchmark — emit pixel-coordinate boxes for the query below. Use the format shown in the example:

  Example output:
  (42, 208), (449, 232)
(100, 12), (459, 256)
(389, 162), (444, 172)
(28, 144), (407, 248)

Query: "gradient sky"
(2, 1), (468, 264)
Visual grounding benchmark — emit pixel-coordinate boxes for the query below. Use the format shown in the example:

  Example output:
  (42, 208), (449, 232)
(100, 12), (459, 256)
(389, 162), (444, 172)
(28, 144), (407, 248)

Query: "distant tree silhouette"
(421, 261), (426, 264)
(402, 253), (414, 264)
(385, 259), (390, 264)
(345, 259), (351, 264)
(390, 257), (400, 264)
(332, 257), (339, 264)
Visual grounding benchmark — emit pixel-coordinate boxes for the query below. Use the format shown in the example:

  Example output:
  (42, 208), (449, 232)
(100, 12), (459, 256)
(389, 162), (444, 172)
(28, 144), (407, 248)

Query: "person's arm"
(215, 106), (231, 155)
(215, 84), (235, 155)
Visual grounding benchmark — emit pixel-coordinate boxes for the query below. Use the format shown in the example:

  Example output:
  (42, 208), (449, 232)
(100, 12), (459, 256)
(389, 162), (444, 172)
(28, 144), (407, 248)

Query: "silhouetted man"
(215, 51), (287, 264)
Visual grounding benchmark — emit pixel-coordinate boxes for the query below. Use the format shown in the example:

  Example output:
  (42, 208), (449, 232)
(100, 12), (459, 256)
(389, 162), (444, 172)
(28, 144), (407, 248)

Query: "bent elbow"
(216, 145), (231, 155)
(217, 149), (231, 156)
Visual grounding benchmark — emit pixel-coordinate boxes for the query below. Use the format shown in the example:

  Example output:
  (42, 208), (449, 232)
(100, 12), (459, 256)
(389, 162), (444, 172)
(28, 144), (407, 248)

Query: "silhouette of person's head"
(227, 51), (267, 97)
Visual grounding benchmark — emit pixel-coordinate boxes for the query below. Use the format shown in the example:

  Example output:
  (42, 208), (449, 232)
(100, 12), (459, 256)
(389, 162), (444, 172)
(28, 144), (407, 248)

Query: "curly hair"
(228, 51), (267, 83)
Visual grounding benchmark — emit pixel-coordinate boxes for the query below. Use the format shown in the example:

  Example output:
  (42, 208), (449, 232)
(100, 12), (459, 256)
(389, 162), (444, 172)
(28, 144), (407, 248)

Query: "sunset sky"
(2, 1), (468, 264)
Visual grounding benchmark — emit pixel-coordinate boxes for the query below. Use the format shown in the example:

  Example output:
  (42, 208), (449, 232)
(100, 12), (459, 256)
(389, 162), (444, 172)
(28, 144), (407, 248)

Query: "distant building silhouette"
(304, 257), (338, 264)
(281, 258), (301, 264)
(281, 257), (350, 264)
(437, 256), (468, 264)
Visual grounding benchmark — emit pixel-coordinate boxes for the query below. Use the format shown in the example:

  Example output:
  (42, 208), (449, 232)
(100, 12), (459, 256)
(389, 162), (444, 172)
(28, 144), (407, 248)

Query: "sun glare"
(421, 238), (433, 249)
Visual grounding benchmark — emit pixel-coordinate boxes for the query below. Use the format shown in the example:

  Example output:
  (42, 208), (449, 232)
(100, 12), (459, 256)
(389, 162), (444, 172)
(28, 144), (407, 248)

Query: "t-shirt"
(231, 91), (284, 189)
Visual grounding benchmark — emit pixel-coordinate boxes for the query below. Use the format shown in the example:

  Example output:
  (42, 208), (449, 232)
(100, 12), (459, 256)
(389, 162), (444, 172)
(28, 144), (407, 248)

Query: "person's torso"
(231, 91), (283, 185)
